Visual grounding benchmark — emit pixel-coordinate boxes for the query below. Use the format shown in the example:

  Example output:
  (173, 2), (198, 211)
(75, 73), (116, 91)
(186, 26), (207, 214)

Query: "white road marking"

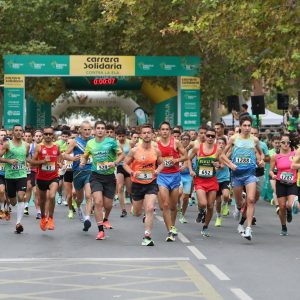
(177, 232), (190, 243)
(205, 264), (230, 281)
(155, 215), (164, 222)
(187, 246), (207, 260)
(231, 288), (253, 300)
(0, 257), (190, 263)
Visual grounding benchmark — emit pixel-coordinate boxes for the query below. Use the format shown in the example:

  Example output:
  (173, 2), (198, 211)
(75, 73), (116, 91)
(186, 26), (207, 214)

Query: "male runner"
(80, 121), (123, 240)
(0, 129), (7, 220)
(157, 122), (187, 241)
(0, 125), (30, 233)
(123, 124), (164, 245)
(24, 130), (33, 216)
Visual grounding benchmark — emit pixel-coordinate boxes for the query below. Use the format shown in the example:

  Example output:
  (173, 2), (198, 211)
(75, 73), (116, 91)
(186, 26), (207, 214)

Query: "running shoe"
(215, 217), (222, 227)
(48, 217), (55, 230)
(96, 231), (105, 240)
(201, 228), (210, 237)
(280, 229), (288, 236)
(5, 210), (11, 221)
(287, 209), (293, 223)
(15, 223), (24, 234)
(72, 199), (77, 209)
(40, 217), (47, 231)
(36, 212), (41, 220)
(241, 226), (252, 240)
(142, 236), (155, 246)
(62, 199), (68, 206)
(103, 220), (113, 229)
(292, 199), (299, 215)
(24, 207), (29, 216)
(57, 195), (62, 205)
(170, 226), (178, 236)
(120, 210), (127, 218)
(222, 203), (229, 216)
(196, 209), (205, 223)
(68, 210), (74, 219)
(83, 219), (92, 232)
(179, 215), (187, 224)
(233, 205), (241, 220)
(166, 232), (175, 242)
(188, 199), (193, 206)
(270, 199), (274, 206)
(77, 208), (84, 222)
(237, 224), (245, 234)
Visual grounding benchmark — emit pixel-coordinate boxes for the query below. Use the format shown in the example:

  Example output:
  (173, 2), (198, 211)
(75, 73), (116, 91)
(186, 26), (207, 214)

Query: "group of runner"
(0, 116), (300, 244)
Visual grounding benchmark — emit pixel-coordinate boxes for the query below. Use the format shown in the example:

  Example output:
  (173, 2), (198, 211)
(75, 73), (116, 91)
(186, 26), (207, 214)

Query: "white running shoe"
(241, 226), (252, 240)
(62, 199), (68, 206)
(237, 224), (244, 234)
(57, 196), (63, 205)
(233, 205), (241, 220)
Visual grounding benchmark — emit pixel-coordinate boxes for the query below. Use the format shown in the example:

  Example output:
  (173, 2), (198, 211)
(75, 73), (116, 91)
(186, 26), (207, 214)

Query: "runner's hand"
(190, 170), (196, 177)
(230, 164), (237, 171)
(9, 159), (18, 165)
(72, 155), (81, 161)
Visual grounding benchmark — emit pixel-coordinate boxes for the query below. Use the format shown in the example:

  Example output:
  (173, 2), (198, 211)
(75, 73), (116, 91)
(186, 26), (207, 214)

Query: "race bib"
(41, 162), (56, 172)
(198, 166), (214, 178)
(97, 162), (110, 171)
(12, 163), (25, 170)
(236, 157), (251, 164)
(0, 163), (5, 172)
(163, 156), (174, 168)
(280, 172), (294, 184)
(136, 171), (153, 180)
(66, 161), (73, 169)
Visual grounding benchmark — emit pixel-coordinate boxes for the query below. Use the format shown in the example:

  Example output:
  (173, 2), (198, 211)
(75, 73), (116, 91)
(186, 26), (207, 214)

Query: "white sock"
(84, 215), (90, 221)
(17, 202), (25, 224)
(36, 208), (41, 214)
(25, 203), (29, 208)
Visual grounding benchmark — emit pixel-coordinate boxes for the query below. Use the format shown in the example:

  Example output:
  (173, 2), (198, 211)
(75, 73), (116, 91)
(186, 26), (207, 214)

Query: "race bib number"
(66, 161), (73, 169)
(198, 166), (214, 178)
(41, 162), (56, 172)
(97, 162), (110, 171)
(0, 163), (5, 172)
(136, 171), (153, 180)
(163, 156), (174, 168)
(12, 163), (25, 170)
(236, 157), (251, 164)
(280, 172), (294, 184)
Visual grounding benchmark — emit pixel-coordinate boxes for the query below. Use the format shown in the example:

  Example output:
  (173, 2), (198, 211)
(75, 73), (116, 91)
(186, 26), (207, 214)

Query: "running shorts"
(63, 170), (73, 183)
(5, 177), (27, 198)
(36, 178), (60, 191)
(180, 173), (193, 195)
(90, 172), (116, 199)
(157, 172), (181, 191)
(217, 180), (230, 196)
(194, 176), (219, 193)
(117, 165), (130, 178)
(131, 180), (158, 201)
(276, 180), (297, 198)
(73, 170), (91, 191)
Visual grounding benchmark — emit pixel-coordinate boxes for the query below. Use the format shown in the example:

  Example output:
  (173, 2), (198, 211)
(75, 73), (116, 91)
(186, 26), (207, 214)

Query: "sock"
(97, 222), (104, 232)
(144, 230), (151, 237)
(282, 224), (287, 231)
(203, 225), (208, 230)
(239, 216), (246, 225)
(36, 208), (41, 214)
(84, 215), (90, 221)
(17, 202), (25, 224)
(25, 203), (29, 208)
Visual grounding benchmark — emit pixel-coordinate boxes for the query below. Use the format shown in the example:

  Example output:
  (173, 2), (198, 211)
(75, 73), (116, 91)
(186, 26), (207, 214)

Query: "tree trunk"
(210, 99), (220, 125)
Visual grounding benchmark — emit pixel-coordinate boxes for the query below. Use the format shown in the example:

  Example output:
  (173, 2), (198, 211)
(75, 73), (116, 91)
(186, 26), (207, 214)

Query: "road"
(0, 198), (300, 300)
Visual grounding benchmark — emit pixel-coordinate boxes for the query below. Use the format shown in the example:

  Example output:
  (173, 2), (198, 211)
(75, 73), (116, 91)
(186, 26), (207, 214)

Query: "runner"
(221, 116), (264, 240)
(0, 124), (30, 233)
(215, 137), (231, 227)
(188, 128), (222, 236)
(157, 122), (187, 241)
(271, 134), (297, 236)
(80, 121), (123, 240)
(178, 133), (193, 224)
(63, 121), (94, 231)
(24, 130), (33, 216)
(116, 126), (132, 217)
(123, 124), (164, 246)
(31, 127), (62, 231)
(0, 129), (7, 220)
(215, 122), (228, 142)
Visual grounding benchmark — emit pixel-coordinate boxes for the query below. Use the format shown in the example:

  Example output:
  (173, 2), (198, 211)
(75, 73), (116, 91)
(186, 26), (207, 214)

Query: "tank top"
(0, 144), (5, 176)
(131, 144), (157, 184)
(275, 151), (296, 184)
(73, 136), (92, 172)
(196, 143), (217, 178)
(216, 165), (230, 182)
(118, 140), (130, 166)
(29, 143), (38, 173)
(231, 135), (256, 174)
(36, 144), (60, 180)
(157, 137), (180, 174)
(5, 140), (27, 179)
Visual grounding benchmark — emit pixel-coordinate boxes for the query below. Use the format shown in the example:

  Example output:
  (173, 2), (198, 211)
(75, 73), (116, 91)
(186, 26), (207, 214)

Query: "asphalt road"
(0, 197), (300, 300)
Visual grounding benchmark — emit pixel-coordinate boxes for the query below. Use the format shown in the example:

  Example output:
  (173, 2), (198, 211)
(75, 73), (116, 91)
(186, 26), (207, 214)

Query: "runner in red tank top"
(156, 122), (187, 242)
(31, 127), (62, 232)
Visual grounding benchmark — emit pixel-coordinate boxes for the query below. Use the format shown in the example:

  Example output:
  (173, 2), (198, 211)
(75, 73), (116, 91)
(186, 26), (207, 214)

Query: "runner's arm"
(291, 148), (300, 170)
(63, 139), (79, 161)
(0, 142), (16, 164)
(254, 137), (265, 167)
(31, 144), (47, 165)
(269, 154), (277, 179)
(220, 136), (237, 170)
(154, 149), (164, 175)
(188, 145), (198, 176)
(123, 148), (135, 175)
(175, 140), (187, 163)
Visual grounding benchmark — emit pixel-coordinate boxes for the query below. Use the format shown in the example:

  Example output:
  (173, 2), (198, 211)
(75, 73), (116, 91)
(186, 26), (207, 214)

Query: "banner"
(4, 75), (25, 88)
(154, 96), (177, 128)
(26, 95), (51, 128)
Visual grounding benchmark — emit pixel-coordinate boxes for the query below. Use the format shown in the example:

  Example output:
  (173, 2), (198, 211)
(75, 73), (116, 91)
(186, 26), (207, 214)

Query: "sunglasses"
(206, 134), (216, 138)
(280, 141), (290, 145)
(44, 133), (53, 136)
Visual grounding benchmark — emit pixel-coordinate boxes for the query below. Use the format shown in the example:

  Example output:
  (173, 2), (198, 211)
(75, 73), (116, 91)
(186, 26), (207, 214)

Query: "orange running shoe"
(5, 210), (11, 221)
(40, 217), (47, 231)
(96, 231), (105, 240)
(47, 217), (55, 230)
(103, 220), (113, 229)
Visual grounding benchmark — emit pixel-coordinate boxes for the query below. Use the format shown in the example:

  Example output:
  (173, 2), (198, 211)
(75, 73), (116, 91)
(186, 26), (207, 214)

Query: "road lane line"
(155, 215), (164, 222)
(231, 288), (253, 300)
(205, 264), (230, 281)
(177, 232), (190, 243)
(0, 257), (190, 263)
(187, 246), (207, 260)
